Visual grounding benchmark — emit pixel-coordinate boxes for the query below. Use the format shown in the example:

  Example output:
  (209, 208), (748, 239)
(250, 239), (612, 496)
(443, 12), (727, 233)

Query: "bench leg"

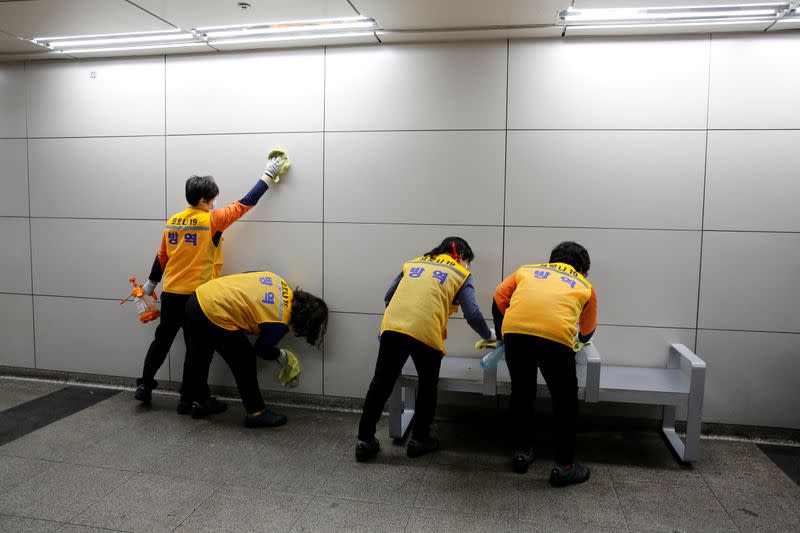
(388, 381), (415, 440)
(661, 405), (687, 461)
(661, 402), (701, 463)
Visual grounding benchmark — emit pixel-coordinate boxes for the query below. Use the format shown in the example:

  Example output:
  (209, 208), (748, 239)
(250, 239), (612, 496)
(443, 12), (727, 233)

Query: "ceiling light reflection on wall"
(556, 3), (794, 30)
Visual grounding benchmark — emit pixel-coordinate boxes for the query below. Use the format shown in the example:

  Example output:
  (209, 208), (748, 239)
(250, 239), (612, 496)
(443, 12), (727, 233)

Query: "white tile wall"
(30, 219), (163, 299)
(166, 133), (323, 222)
(0, 140), (29, 217)
(33, 296), (168, 380)
(504, 227), (701, 328)
(325, 131), (505, 225)
(0, 63), (26, 137)
(699, 232), (800, 333)
(4, 32), (800, 428)
(29, 137), (166, 219)
(217, 222), (323, 296)
(0, 294), (34, 368)
(705, 131), (800, 232)
(324, 223), (503, 315)
(508, 37), (710, 130)
(166, 50), (324, 134)
(0, 218), (32, 294)
(506, 131), (706, 229)
(325, 41), (507, 131)
(697, 329), (800, 428)
(27, 58), (165, 137)
(708, 33), (800, 129)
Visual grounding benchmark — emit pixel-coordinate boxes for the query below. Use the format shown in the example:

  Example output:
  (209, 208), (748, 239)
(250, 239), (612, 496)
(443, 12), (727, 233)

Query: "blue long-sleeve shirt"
(384, 272), (493, 339)
(254, 322), (289, 360)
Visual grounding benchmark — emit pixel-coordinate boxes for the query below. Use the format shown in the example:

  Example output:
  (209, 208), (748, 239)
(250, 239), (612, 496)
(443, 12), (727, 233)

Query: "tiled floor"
(0, 378), (798, 533)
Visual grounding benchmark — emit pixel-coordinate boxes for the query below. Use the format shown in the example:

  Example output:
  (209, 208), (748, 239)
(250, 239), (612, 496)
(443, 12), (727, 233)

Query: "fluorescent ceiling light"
(196, 15), (370, 32)
(33, 29), (183, 42)
(62, 42), (208, 54)
(556, 3), (793, 28)
(48, 33), (195, 49)
(210, 31), (375, 46)
(203, 20), (375, 39)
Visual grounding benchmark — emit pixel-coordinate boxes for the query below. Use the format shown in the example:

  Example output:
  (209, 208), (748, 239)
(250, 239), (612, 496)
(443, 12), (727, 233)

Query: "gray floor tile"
(0, 455), (54, 494)
(0, 463), (132, 522)
(66, 419), (193, 472)
(0, 514), (62, 533)
(225, 444), (342, 493)
(515, 520), (628, 533)
(607, 463), (706, 486)
(518, 464), (627, 529)
(710, 484), (800, 533)
(316, 460), (425, 507)
(405, 507), (516, 533)
(56, 525), (130, 533)
(71, 472), (216, 532)
(175, 484), (312, 533)
(290, 497), (408, 533)
(0, 379), (64, 411)
(415, 464), (519, 519)
(697, 439), (800, 495)
(0, 405), (129, 462)
(614, 479), (738, 533)
(143, 427), (264, 482)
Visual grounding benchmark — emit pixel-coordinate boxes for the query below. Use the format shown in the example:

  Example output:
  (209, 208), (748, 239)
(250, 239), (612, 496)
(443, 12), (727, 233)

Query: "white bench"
(388, 343), (705, 462)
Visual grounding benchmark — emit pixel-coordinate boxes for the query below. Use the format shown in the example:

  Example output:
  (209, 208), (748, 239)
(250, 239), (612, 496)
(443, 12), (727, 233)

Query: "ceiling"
(0, 0), (796, 61)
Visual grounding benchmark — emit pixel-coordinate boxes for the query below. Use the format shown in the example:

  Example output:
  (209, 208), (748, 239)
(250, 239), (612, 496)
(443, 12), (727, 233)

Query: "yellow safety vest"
(196, 271), (293, 334)
(502, 262), (593, 348)
(381, 254), (470, 354)
(162, 207), (220, 294)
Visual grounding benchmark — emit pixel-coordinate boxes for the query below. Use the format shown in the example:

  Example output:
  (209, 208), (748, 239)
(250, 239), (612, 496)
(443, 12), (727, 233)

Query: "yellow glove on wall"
(277, 348), (301, 388)
(475, 339), (499, 350)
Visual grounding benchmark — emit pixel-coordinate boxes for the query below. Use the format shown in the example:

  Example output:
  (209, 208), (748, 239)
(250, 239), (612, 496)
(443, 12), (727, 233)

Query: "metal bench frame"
(388, 342), (705, 462)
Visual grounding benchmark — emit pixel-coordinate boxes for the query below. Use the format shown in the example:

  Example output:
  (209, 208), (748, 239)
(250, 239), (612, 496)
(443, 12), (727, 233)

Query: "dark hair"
(185, 175), (219, 206)
(423, 236), (475, 264)
(549, 241), (590, 275)
(290, 289), (328, 347)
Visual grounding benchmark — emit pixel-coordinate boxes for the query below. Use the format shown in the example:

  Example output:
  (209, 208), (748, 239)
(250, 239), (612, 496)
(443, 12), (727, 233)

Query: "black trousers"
(504, 333), (578, 465)
(358, 331), (442, 442)
(138, 291), (190, 388)
(179, 295), (266, 414)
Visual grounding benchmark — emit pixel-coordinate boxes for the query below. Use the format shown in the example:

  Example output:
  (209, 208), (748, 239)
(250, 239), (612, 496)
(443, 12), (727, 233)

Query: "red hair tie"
(451, 242), (460, 263)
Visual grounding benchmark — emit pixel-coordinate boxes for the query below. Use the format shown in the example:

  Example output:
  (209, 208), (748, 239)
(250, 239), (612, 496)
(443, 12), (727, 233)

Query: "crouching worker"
(493, 241), (597, 486)
(356, 237), (495, 462)
(178, 271), (328, 427)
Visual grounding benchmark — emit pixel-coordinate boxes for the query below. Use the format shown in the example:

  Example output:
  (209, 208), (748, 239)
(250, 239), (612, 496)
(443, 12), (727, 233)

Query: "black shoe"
(134, 384), (152, 405)
(244, 408), (287, 428)
(512, 448), (536, 474)
(549, 463), (591, 487)
(355, 438), (380, 462)
(407, 437), (440, 458)
(191, 397), (227, 419)
(176, 398), (192, 415)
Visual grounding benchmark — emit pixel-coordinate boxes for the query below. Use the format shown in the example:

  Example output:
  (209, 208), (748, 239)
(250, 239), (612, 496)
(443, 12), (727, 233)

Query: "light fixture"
(28, 15), (379, 55)
(556, 3), (795, 30)
(198, 15), (378, 44)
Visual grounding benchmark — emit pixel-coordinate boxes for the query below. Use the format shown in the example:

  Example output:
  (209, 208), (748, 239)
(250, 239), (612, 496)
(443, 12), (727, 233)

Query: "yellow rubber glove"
(475, 338), (499, 350)
(277, 348), (301, 387)
(573, 340), (592, 352)
(266, 147), (291, 183)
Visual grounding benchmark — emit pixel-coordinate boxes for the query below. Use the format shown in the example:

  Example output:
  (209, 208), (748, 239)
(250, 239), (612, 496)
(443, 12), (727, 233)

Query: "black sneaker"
(176, 398), (192, 415)
(191, 397), (227, 419)
(355, 438), (380, 462)
(512, 448), (536, 474)
(134, 384), (152, 405)
(549, 463), (591, 487)
(407, 437), (440, 458)
(244, 408), (287, 428)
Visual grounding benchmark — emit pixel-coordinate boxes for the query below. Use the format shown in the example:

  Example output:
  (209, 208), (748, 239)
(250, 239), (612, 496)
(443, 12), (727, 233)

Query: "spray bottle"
(120, 277), (160, 324)
(480, 343), (505, 369)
